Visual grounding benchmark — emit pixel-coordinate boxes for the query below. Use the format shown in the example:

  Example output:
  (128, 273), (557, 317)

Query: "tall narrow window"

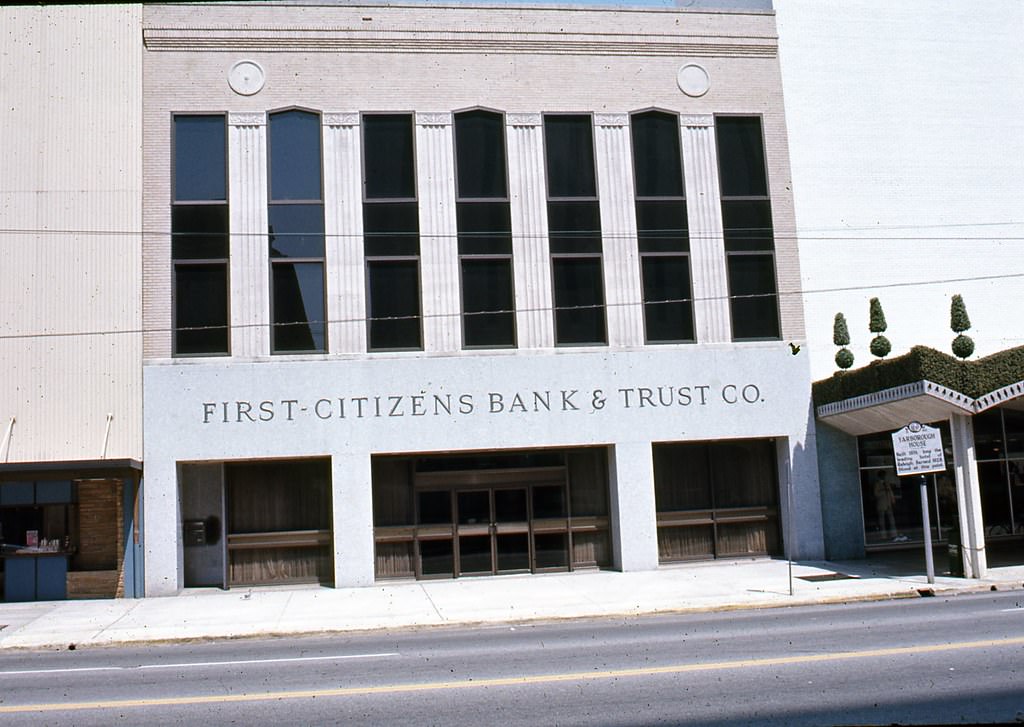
(716, 116), (780, 340)
(173, 115), (229, 355)
(630, 111), (695, 343)
(454, 110), (516, 348)
(544, 115), (606, 345)
(363, 114), (422, 350)
(268, 109), (326, 353)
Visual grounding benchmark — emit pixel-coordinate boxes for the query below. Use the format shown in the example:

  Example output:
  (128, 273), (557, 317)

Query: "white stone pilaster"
(506, 113), (554, 349)
(142, 457), (182, 596)
(324, 113), (366, 354)
(776, 422), (826, 561)
(595, 114), (644, 347)
(416, 113), (460, 353)
(950, 413), (987, 578)
(680, 115), (731, 344)
(332, 453), (376, 587)
(609, 440), (659, 571)
(228, 113), (270, 358)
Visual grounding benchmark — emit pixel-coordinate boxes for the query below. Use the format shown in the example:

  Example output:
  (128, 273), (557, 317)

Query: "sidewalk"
(2, 556), (1023, 651)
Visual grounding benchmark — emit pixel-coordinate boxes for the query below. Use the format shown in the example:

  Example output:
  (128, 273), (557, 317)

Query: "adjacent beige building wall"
(0, 5), (144, 462)
(142, 2), (804, 361)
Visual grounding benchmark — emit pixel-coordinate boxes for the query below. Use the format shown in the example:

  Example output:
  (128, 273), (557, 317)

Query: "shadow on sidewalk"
(824, 540), (1024, 580)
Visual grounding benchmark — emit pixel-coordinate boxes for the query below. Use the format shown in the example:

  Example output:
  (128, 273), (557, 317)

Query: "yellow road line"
(3, 635), (1023, 714)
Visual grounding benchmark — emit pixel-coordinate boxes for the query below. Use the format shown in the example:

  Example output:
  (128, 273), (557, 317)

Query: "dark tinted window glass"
(268, 204), (325, 258)
(973, 410), (1004, 460)
(722, 199), (773, 251)
(711, 440), (776, 508)
(272, 262), (325, 352)
(716, 117), (768, 197)
(533, 485), (567, 519)
(642, 256), (694, 342)
(653, 443), (713, 511)
(363, 115), (415, 199)
(552, 257), (606, 344)
(727, 255), (779, 340)
(462, 258), (515, 348)
(631, 112), (683, 198)
(269, 110), (322, 201)
(544, 115), (596, 198)
(456, 202), (512, 255)
(636, 200), (688, 253)
(455, 110), (507, 199)
(175, 263), (229, 354)
(363, 202), (420, 256)
(548, 201), (601, 254)
(368, 260), (421, 349)
(174, 116), (226, 202)
(418, 490), (452, 525)
(172, 205), (228, 259)
(1005, 409), (1024, 457)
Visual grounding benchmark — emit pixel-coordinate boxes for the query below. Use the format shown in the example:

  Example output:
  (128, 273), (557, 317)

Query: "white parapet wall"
(776, 0), (1024, 380)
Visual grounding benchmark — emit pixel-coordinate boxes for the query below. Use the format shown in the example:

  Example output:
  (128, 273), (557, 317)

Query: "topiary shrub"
(950, 294), (975, 359)
(833, 312), (854, 369)
(868, 297), (891, 358)
(835, 348), (855, 369)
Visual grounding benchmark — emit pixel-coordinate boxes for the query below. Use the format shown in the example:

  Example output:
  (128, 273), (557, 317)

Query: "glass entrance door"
(455, 488), (530, 576)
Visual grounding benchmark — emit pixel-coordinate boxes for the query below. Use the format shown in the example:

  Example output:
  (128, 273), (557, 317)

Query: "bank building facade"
(137, 0), (824, 594)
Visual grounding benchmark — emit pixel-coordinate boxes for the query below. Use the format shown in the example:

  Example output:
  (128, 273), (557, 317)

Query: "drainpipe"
(100, 412), (113, 459)
(1, 416), (14, 462)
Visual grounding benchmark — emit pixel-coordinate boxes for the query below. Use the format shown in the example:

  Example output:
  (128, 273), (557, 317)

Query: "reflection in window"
(268, 110), (326, 353)
(856, 426), (957, 546)
(454, 110), (515, 348)
(544, 115), (606, 345)
(715, 116), (779, 340)
(630, 111), (694, 343)
(363, 114), (421, 350)
(173, 115), (229, 355)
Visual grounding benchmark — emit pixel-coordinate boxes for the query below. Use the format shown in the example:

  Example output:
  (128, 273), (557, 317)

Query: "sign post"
(891, 422), (947, 584)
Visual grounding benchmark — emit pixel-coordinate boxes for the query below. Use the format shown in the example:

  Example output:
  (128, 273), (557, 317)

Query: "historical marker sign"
(891, 421), (946, 476)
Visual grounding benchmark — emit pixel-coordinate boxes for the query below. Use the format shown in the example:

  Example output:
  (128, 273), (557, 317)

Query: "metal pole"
(920, 475), (935, 584)
(787, 467), (794, 597)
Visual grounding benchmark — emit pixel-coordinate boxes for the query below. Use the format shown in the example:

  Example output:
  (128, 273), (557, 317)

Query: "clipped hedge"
(813, 345), (1024, 406)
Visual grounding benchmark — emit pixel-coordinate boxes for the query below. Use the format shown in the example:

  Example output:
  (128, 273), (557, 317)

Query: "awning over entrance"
(0, 458), (142, 480)
(814, 346), (1024, 436)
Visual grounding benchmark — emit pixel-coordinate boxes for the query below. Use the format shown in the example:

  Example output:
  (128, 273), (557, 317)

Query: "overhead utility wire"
(1, 270), (1022, 343)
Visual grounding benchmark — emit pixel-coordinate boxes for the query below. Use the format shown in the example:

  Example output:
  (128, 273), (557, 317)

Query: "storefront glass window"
(857, 424), (954, 547)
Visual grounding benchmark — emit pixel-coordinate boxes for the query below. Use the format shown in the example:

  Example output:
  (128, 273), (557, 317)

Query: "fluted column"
(506, 113), (554, 349)
(228, 112), (270, 358)
(324, 113), (366, 354)
(680, 115), (731, 344)
(416, 113), (460, 353)
(595, 113), (644, 348)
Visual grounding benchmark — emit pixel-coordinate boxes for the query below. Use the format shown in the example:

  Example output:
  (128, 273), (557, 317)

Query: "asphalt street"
(1, 591), (1023, 725)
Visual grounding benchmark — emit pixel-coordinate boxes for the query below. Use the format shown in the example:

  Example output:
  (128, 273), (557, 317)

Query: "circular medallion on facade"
(228, 60), (265, 96)
(677, 64), (710, 97)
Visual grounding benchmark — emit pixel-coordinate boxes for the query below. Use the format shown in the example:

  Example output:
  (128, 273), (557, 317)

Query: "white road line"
(0, 652), (398, 676)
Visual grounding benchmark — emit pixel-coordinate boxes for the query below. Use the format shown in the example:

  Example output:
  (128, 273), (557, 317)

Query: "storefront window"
(857, 424), (954, 547)
(975, 407), (1024, 538)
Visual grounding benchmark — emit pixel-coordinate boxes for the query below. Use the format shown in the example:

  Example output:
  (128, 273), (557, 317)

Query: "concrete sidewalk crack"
(419, 585), (446, 622)
(90, 601), (144, 642)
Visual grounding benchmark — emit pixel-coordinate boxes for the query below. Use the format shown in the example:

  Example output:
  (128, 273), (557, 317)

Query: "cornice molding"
(144, 29), (777, 58)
